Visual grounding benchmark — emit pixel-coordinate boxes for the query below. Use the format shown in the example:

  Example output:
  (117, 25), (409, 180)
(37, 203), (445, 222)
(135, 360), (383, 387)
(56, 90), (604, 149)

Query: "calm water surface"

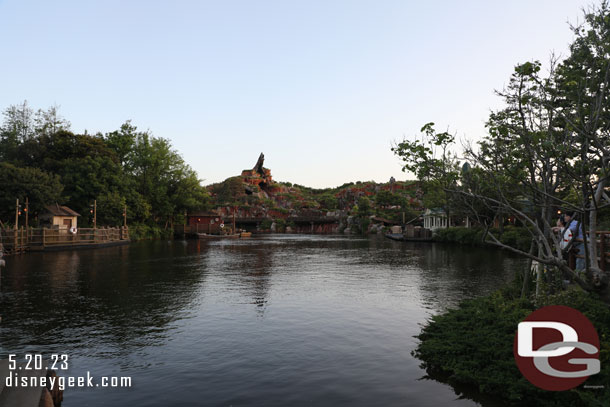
(0, 235), (525, 406)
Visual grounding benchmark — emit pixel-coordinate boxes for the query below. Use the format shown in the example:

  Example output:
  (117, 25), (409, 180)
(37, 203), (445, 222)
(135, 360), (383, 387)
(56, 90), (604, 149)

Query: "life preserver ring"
(220, 223), (225, 229)
(560, 228), (573, 250)
(70, 227), (78, 234)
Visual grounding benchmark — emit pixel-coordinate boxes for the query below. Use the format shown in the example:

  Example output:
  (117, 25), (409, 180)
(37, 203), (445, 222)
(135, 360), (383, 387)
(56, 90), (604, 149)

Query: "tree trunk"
(535, 245), (544, 300)
(588, 178), (609, 296)
(521, 240), (536, 298)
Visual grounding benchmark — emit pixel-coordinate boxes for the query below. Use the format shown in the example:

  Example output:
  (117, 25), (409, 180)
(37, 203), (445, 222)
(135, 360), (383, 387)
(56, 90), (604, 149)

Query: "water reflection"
(0, 241), (210, 358)
(0, 235), (525, 407)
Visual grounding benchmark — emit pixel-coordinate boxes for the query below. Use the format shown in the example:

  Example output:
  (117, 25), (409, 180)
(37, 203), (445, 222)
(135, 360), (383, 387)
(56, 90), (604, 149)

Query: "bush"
(499, 225), (532, 252)
(433, 227), (485, 245)
(129, 223), (173, 240)
(433, 227), (532, 252)
(413, 286), (610, 406)
(259, 219), (272, 230)
(275, 218), (286, 232)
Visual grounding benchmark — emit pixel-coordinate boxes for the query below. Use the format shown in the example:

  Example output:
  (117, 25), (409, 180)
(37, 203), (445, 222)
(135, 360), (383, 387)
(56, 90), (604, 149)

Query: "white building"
(423, 208), (450, 231)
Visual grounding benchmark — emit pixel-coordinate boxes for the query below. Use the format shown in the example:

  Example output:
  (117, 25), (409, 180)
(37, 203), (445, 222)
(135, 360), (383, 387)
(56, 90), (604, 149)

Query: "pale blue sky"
(0, 0), (593, 187)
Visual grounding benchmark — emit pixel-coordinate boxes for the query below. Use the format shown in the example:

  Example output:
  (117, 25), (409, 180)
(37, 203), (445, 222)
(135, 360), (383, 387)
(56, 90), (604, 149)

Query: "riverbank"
(432, 226), (531, 252)
(412, 282), (610, 406)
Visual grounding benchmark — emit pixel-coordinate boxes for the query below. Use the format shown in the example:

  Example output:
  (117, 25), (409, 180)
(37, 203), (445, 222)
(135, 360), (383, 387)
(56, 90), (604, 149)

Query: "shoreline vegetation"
(398, 3), (610, 406)
(432, 226), (531, 253)
(413, 281), (610, 407)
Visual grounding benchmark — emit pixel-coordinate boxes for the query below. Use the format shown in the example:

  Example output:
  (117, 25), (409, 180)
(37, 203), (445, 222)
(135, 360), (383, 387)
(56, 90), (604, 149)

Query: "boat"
(240, 231), (252, 238)
(384, 233), (433, 242)
(385, 233), (404, 241)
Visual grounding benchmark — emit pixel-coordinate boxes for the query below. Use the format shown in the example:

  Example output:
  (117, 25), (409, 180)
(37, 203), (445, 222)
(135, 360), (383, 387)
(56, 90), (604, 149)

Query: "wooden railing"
(0, 227), (129, 254)
(569, 231), (610, 271)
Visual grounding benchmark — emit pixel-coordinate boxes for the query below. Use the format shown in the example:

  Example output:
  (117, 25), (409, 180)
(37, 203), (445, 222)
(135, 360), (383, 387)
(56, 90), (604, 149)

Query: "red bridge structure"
(234, 216), (340, 234)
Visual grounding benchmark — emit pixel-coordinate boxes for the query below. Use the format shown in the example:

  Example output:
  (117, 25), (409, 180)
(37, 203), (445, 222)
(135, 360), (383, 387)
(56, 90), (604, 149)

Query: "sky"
(0, 0), (595, 188)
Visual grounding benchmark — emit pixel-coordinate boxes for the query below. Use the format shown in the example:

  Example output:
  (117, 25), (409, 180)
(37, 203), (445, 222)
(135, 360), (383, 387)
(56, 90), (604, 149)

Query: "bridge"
(233, 216), (341, 233)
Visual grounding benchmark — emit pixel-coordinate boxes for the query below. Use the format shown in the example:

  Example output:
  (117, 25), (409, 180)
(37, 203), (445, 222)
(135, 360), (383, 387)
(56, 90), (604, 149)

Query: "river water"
(0, 235), (525, 406)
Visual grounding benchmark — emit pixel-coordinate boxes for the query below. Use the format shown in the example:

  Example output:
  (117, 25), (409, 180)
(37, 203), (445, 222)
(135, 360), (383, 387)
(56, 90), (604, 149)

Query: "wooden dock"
(0, 360), (63, 407)
(0, 227), (130, 255)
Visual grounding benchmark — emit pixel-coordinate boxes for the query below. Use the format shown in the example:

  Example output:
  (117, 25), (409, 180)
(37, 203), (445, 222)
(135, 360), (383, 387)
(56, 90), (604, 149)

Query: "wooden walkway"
(0, 360), (62, 407)
(0, 227), (130, 255)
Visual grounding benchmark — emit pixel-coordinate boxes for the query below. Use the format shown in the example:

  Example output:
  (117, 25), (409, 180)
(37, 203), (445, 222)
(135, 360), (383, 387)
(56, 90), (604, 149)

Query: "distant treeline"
(0, 102), (209, 230)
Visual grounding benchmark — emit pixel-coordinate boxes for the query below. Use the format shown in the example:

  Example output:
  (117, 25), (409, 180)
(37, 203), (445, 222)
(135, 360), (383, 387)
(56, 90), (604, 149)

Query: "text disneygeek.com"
(5, 371), (132, 391)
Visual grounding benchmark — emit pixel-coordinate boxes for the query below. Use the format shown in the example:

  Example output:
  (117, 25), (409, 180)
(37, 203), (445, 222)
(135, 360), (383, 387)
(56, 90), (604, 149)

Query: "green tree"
(211, 177), (244, 204)
(392, 123), (460, 225)
(0, 163), (63, 224)
(0, 101), (34, 162)
(127, 130), (209, 226)
(317, 192), (338, 210)
(356, 196), (372, 217)
(374, 190), (406, 207)
(446, 3), (610, 301)
(33, 105), (71, 137)
(553, 2), (610, 288)
(104, 121), (137, 167)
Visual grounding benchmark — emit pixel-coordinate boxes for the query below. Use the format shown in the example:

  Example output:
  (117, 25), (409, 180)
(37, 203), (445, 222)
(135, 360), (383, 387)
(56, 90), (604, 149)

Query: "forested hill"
(207, 156), (421, 224)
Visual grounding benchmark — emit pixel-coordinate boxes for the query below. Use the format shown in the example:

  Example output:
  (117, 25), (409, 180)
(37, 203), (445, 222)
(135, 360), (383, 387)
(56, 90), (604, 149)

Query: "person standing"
(554, 213), (585, 271)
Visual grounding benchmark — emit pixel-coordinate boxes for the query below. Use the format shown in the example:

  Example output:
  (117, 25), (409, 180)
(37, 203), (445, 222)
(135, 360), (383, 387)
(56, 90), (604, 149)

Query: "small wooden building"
(187, 211), (224, 234)
(40, 204), (81, 230)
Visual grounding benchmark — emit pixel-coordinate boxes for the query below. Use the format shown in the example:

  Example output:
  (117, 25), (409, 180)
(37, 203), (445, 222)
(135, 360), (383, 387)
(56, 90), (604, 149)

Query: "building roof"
(44, 204), (81, 217)
(423, 208), (446, 216)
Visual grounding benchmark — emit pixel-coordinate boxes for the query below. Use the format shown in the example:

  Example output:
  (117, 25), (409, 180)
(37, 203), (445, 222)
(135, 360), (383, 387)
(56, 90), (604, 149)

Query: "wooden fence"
(0, 227), (129, 255)
(569, 231), (610, 271)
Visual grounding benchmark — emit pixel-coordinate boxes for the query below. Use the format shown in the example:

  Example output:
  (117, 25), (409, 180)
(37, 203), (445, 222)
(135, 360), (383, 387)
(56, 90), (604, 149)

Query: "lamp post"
(24, 197), (29, 239)
(90, 200), (97, 229)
